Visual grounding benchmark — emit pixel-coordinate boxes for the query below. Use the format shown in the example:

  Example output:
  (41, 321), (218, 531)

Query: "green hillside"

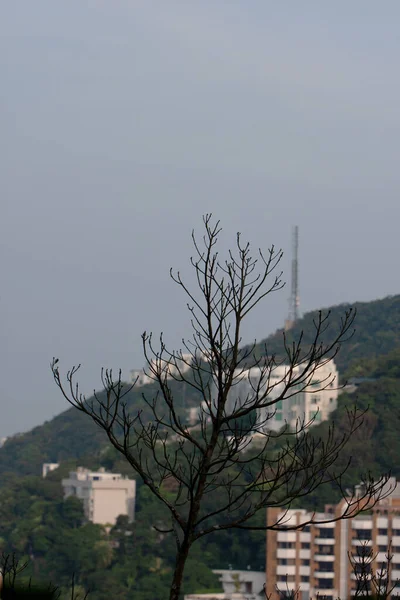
(1, 295), (400, 599)
(254, 293), (400, 375)
(0, 378), (201, 481)
(1, 293), (400, 480)
(293, 345), (400, 510)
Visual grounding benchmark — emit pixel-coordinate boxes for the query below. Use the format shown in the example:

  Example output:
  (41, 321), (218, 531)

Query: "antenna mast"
(285, 226), (300, 330)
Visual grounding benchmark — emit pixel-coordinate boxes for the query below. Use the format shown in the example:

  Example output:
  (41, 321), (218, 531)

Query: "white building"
(131, 351), (211, 386)
(61, 467), (136, 526)
(42, 462), (60, 477)
(220, 361), (338, 432)
(130, 369), (153, 387)
(184, 569), (266, 600)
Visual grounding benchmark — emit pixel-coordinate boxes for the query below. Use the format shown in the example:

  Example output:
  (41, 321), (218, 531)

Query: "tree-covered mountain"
(0, 378), (201, 481)
(1, 293), (400, 480)
(254, 293), (400, 375)
(2, 294), (400, 599)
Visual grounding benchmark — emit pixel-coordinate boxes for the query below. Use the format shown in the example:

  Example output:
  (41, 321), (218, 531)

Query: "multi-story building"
(266, 479), (400, 600)
(61, 467), (136, 526)
(221, 361), (338, 432)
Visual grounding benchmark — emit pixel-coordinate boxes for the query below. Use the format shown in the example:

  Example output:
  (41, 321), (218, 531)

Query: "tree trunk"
(169, 538), (191, 600)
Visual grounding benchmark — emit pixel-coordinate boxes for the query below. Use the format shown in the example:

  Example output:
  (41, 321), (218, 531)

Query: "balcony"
(277, 532), (297, 543)
(299, 566), (310, 576)
(314, 538), (335, 545)
(391, 570), (400, 580)
(315, 572), (334, 579)
(314, 555), (334, 562)
(277, 565), (296, 576)
(376, 551), (389, 563)
(376, 536), (388, 545)
(377, 517), (389, 528)
(350, 573), (372, 581)
(277, 549), (296, 559)
(352, 539), (373, 547)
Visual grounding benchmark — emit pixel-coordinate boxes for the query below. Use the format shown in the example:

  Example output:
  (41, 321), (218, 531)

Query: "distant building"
(130, 369), (153, 387)
(212, 361), (338, 432)
(130, 351), (211, 386)
(184, 569), (266, 600)
(61, 467), (136, 526)
(266, 478), (400, 600)
(42, 462), (60, 477)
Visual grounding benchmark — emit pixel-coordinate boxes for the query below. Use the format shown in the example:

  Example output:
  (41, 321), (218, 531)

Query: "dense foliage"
(0, 469), (265, 599)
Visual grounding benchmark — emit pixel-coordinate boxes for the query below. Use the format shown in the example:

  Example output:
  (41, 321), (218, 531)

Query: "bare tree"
(349, 541), (399, 600)
(52, 215), (389, 600)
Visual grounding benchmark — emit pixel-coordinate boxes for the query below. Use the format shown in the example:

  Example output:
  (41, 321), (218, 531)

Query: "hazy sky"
(2, 1), (400, 438)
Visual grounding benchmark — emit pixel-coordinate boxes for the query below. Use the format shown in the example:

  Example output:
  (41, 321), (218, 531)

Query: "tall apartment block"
(62, 467), (136, 526)
(266, 480), (400, 599)
(224, 361), (338, 432)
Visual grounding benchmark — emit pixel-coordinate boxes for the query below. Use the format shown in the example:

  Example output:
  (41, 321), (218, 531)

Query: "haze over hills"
(1, 293), (400, 482)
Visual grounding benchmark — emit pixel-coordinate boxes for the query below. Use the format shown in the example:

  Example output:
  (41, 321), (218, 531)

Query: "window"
(354, 564), (372, 575)
(318, 562), (333, 572)
(279, 542), (295, 549)
(302, 560), (310, 566)
(317, 579), (334, 590)
(301, 543), (310, 549)
(329, 397), (334, 403)
(313, 411), (321, 421)
(356, 546), (372, 558)
(318, 528), (334, 539)
(393, 529), (400, 536)
(355, 529), (371, 540)
(276, 400), (283, 409)
(245, 582), (253, 593)
(301, 576), (309, 583)
(275, 412), (283, 421)
(379, 545), (387, 552)
(378, 529), (387, 535)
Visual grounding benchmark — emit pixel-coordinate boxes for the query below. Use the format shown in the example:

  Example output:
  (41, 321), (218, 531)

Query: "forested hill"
(300, 345), (400, 509)
(1, 293), (400, 481)
(254, 293), (400, 375)
(0, 378), (202, 481)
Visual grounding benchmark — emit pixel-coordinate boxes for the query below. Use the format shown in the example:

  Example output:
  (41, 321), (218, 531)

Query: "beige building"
(266, 480), (400, 600)
(62, 467), (136, 526)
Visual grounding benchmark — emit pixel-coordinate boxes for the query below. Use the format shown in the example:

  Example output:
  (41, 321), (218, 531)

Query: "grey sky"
(1, 1), (400, 437)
